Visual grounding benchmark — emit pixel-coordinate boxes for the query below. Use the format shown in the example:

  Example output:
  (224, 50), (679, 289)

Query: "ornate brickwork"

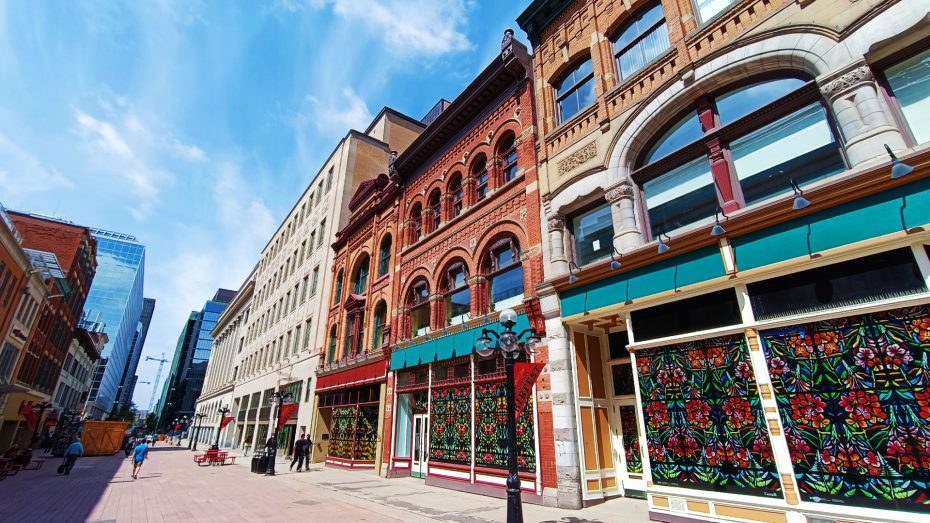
(558, 141), (597, 175)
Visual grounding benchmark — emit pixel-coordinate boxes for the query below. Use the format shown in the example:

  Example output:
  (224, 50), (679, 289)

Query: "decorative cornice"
(558, 141), (597, 176)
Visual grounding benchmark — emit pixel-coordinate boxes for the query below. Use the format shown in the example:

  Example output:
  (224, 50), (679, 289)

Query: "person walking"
(131, 439), (149, 479)
(289, 434), (308, 472)
(61, 438), (84, 476)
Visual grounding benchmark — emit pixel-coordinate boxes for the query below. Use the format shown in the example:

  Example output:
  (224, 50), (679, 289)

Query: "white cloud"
(306, 86), (373, 137)
(166, 136), (207, 163)
(320, 0), (474, 58)
(0, 133), (74, 200)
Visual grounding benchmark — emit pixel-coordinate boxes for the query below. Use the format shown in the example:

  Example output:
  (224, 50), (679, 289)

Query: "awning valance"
(315, 360), (386, 393)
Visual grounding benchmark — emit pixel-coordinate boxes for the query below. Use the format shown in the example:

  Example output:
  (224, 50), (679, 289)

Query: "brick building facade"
(381, 33), (556, 503)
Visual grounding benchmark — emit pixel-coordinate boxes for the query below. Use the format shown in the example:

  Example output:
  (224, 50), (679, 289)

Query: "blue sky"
(0, 0), (530, 408)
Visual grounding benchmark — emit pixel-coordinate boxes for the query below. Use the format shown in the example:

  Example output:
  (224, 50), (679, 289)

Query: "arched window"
(333, 270), (343, 305)
(449, 174), (463, 218)
(408, 279), (430, 337)
(555, 58), (595, 123)
(636, 76), (845, 238)
(428, 189), (442, 232)
(353, 254), (370, 295)
(498, 133), (518, 183)
(411, 203), (423, 242)
(344, 311), (364, 359)
(612, 1), (669, 82)
(327, 325), (338, 362)
(472, 156), (489, 202)
(486, 237), (524, 312)
(883, 48), (930, 145)
(443, 261), (470, 326)
(371, 301), (387, 349)
(378, 235), (392, 277)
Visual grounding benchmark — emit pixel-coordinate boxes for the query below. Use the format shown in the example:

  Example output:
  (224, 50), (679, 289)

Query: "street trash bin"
(251, 451), (268, 474)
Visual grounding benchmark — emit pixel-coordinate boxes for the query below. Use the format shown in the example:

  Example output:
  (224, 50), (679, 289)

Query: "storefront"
(556, 170), (930, 522)
(312, 359), (386, 469)
(386, 314), (544, 502)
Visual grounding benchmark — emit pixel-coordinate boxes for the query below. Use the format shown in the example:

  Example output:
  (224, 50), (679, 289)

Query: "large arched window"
(408, 279), (430, 337)
(378, 235), (392, 277)
(371, 301), (387, 349)
(449, 174), (464, 218)
(472, 156), (489, 202)
(410, 203), (423, 243)
(327, 325), (338, 362)
(443, 261), (470, 326)
(497, 133), (518, 183)
(555, 58), (595, 123)
(636, 76), (845, 238)
(428, 189), (442, 232)
(353, 254), (370, 295)
(333, 270), (343, 305)
(612, 1), (669, 82)
(486, 237), (524, 312)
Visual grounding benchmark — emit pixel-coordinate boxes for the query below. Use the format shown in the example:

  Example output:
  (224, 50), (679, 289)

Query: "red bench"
(194, 450), (219, 465)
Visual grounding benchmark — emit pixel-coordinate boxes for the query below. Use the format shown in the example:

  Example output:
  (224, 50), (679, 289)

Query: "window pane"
(611, 363), (636, 396)
(886, 48), (930, 144)
(630, 289), (741, 340)
(494, 246), (515, 268)
(572, 204), (614, 266)
(412, 305), (430, 336)
(490, 265), (524, 311)
(644, 113), (703, 163)
(643, 155), (716, 237)
(715, 78), (805, 125)
(445, 288), (471, 325)
(731, 103), (844, 205)
(695, 0), (734, 23)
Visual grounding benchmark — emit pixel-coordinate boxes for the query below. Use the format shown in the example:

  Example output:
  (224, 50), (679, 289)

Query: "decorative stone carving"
(605, 180), (634, 202)
(501, 28), (514, 60)
(822, 66), (872, 96)
(547, 215), (565, 231)
(557, 141), (597, 176)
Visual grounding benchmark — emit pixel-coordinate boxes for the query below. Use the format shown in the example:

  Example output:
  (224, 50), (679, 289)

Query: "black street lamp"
(30, 401), (53, 446)
(177, 416), (188, 446)
(212, 406), (230, 451)
(264, 391), (294, 476)
(191, 413), (206, 451)
(473, 309), (540, 523)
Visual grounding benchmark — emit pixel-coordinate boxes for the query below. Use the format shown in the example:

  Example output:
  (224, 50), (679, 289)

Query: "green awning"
(389, 314), (532, 371)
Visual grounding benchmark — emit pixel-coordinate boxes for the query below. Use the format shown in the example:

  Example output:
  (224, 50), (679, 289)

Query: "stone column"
(547, 214), (568, 277)
(605, 179), (643, 251)
(819, 63), (907, 167)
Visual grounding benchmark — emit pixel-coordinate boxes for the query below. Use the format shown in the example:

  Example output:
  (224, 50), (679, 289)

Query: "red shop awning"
(316, 360), (386, 393)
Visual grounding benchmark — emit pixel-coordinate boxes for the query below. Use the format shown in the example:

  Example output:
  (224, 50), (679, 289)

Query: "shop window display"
(619, 405), (643, 474)
(637, 335), (782, 496)
(760, 305), (930, 513)
(430, 385), (472, 465)
(474, 381), (536, 472)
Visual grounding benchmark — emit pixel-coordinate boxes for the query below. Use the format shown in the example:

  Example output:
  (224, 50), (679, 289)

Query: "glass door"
(607, 330), (646, 497)
(411, 413), (429, 478)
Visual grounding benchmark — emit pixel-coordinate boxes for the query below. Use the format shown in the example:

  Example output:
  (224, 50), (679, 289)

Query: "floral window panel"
(474, 381), (536, 472)
(430, 386), (472, 465)
(760, 305), (930, 514)
(354, 405), (379, 461)
(637, 335), (782, 497)
(329, 406), (357, 459)
(618, 405), (643, 474)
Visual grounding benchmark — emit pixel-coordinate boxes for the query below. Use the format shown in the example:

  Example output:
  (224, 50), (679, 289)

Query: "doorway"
(411, 413), (429, 478)
(606, 330), (646, 497)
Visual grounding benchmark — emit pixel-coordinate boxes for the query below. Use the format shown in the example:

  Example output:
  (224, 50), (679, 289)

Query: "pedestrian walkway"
(0, 442), (650, 522)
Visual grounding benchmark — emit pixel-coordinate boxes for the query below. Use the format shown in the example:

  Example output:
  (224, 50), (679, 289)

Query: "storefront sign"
(513, 362), (544, 420)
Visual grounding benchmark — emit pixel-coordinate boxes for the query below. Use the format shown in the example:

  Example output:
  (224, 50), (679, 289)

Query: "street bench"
(194, 450), (235, 466)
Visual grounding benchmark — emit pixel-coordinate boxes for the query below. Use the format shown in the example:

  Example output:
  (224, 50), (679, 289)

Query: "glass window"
(429, 191), (441, 231)
(450, 176), (463, 217)
(354, 255), (369, 295)
(318, 219), (326, 248)
(644, 112), (703, 163)
(642, 156), (717, 237)
(333, 271), (343, 305)
(571, 204), (615, 266)
(885, 48), (930, 144)
(630, 289), (741, 340)
(344, 315), (356, 358)
(695, 0), (735, 23)
(499, 135), (518, 182)
(411, 204), (422, 242)
(487, 238), (524, 311)
(327, 326), (338, 362)
(372, 302), (386, 349)
(473, 157), (488, 202)
(410, 280), (430, 336)
(444, 263), (470, 326)
(378, 235), (392, 277)
(613, 1), (670, 82)
(715, 78), (805, 125)
(555, 58), (596, 123)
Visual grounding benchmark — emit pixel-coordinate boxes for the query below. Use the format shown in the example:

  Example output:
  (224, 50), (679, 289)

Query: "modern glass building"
(118, 297), (156, 409)
(82, 229), (145, 419)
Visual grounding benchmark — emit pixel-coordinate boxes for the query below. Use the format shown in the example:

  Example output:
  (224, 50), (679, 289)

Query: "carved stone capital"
(821, 65), (872, 96)
(547, 214), (565, 231)
(605, 180), (634, 203)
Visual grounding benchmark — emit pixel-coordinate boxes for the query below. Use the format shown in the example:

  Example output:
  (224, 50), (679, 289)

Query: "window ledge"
(544, 102), (598, 143)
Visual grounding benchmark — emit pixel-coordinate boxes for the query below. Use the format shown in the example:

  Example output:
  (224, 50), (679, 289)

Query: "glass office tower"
(82, 229), (145, 419)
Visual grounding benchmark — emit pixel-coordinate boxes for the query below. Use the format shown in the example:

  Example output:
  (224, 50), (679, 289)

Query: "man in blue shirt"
(61, 438), (84, 475)
(131, 439), (149, 479)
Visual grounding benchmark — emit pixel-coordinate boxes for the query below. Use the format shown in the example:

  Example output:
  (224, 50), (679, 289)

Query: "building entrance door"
(611, 399), (646, 497)
(411, 413), (429, 478)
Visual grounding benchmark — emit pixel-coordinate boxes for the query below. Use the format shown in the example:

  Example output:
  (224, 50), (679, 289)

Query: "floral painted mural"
(618, 405), (643, 474)
(761, 305), (930, 513)
(354, 406), (379, 461)
(474, 381), (536, 472)
(637, 335), (782, 497)
(430, 386), (472, 465)
(329, 406), (357, 459)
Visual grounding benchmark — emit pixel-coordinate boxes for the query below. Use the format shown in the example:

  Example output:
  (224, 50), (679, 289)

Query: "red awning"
(316, 360), (386, 393)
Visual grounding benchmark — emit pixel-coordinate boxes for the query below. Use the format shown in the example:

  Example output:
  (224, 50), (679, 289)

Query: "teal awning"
(389, 314), (532, 371)
(559, 246), (726, 317)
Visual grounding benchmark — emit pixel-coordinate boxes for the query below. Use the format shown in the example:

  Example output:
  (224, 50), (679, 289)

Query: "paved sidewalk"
(0, 443), (651, 522)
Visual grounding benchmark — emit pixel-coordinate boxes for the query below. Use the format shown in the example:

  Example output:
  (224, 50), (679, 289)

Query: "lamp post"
(30, 401), (53, 447)
(178, 416), (188, 446)
(473, 309), (541, 523)
(191, 413), (206, 450)
(264, 391), (294, 476)
(212, 406), (230, 451)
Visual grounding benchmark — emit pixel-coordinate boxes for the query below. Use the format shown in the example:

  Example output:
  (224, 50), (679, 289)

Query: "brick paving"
(0, 444), (650, 522)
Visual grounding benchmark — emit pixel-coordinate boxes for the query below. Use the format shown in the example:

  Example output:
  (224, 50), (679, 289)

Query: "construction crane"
(144, 353), (170, 412)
